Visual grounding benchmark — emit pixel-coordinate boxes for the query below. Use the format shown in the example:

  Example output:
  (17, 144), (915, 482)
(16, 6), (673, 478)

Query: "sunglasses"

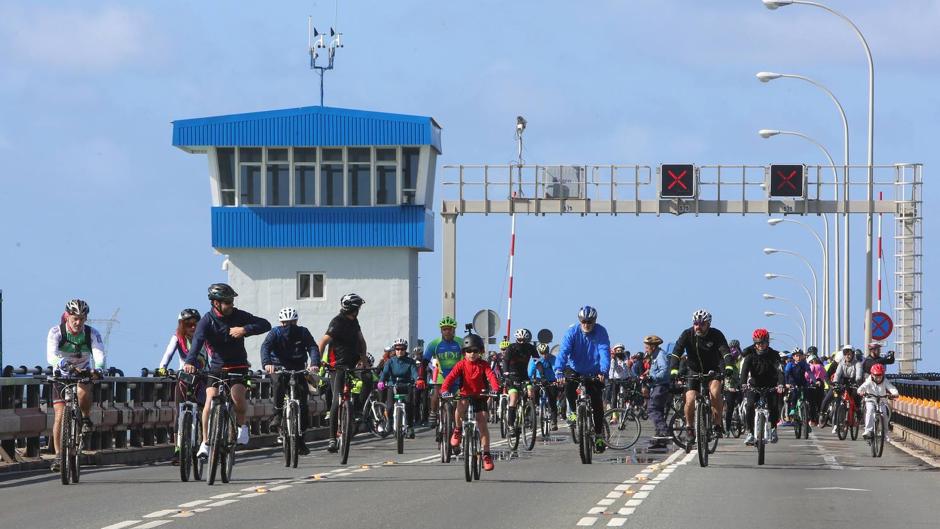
(464, 348), (480, 354)
(394, 347), (407, 351)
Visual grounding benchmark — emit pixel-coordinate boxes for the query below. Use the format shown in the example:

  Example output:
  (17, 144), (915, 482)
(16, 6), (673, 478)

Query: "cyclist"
(46, 299), (107, 472)
(185, 283), (272, 458)
(317, 293), (368, 453)
(260, 307), (319, 455)
(156, 308), (206, 465)
(443, 333), (500, 471)
(554, 306), (611, 454)
(423, 316), (462, 427)
(606, 344), (630, 408)
(722, 340), (743, 434)
(644, 335), (671, 449)
(502, 328), (539, 434)
(862, 342), (895, 375)
(806, 353), (826, 426)
(378, 338), (423, 439)
(529, 342), (558, 430)
(784, 349), (811, 425)
(822, 345), (864, 435)
(858, 364), (898, 440)
(412, 346), (430, 425)
(668, 309), (732, 439)
(740, 329), (784, 446)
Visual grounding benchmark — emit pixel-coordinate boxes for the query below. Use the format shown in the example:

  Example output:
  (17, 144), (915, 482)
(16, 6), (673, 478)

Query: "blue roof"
(173, 105), (441, 153)
(211, 206), (433, 250)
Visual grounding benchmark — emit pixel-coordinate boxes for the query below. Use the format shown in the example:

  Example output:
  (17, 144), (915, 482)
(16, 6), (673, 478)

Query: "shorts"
(686, 372), (720, 393)
(210, 366), (250, 387)
(50, 380), (90, 405)
(462, 396), (489, 414)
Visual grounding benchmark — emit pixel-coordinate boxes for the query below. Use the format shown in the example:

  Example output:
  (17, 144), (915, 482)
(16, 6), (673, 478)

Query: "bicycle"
(274, 369), (310, 468)
(443, 393), (497, 482)
(169, 371), (206, 481)
(724, 386), (745, 439)
(745, 385), (776, 466)
(327, 367), (377, 465)
(535, 380), (556, 441)
(668, 378), (690, 449)
(49, 369), (99, 485)
(502, 377), (535, 451)
(497, 388), (510, 439)
(602, 379), (642, 450)
(388, 382), (414, 455)
(205, 371), (254, 485)
(862, 394), (895, 457)
(565, 373), (604, 464)
(832, 383), (861, 441)
(686, 372), (723, 467)
(438, 394), (459, 462)
(787, 386), (811, 440)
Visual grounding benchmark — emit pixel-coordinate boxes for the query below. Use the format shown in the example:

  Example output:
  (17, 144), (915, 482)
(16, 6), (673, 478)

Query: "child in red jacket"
(442, 333), (500, 471)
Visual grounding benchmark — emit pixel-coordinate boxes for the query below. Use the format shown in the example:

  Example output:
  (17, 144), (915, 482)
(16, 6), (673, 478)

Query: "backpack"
(57, 323), (93, 353)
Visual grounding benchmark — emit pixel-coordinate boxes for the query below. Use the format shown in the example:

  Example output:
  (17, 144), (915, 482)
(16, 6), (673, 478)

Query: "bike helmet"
(499, 340), (510, 350)
(870, 363), (886, 376)
(65, 299), (90, 317)
(278, 307), (299, 322)
(208, 283), (237, 301)
(692, 309), (712, 324)
(807, 345), (818, 355)
(178, 308), (200, 321)
(514, 328), (532, 342)
(752, 328), (770, 344)
(612, 343), (625, 352)
(868, 341), (883, 351)
(383, 345), (393, 353)
(340, 293), (365, 314)
(412, 346), (423, 356)
(729, 339), (741, 349)
(536, 343), (549, 354)
(439, 315), (457, 329)
(393, 337), (408, 349)
(365, 352), (375, 366)
(577, 306), (598, 323)
(462, 333), (485, 352)
(643, 335), (664, 346)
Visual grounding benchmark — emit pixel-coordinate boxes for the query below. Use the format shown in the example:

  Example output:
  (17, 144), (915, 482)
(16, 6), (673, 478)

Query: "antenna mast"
(88, 308), (120, 352)
(308, 16), (343, 106)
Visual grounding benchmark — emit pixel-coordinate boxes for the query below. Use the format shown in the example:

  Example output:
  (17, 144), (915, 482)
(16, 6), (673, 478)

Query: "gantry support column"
(442, 213), (457, 319)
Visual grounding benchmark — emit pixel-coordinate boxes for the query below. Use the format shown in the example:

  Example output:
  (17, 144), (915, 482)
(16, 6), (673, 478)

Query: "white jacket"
(858, 376), (899, 398)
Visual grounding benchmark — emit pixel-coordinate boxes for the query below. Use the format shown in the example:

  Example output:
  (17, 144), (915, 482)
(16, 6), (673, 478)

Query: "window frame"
(264, 148), (291, 207)
(296, 271), (326, 300)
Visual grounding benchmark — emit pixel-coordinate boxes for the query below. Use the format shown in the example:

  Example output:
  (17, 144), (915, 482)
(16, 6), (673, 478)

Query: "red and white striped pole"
(506, 192), (517, 340)
(877, 191), (883, 312)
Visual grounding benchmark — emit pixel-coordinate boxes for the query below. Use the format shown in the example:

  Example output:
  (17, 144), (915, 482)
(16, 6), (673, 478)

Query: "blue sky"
(0, 1), (936, 372)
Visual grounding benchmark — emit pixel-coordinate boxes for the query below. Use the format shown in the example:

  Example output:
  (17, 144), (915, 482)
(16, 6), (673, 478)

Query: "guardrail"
(0, 366), (328, 468)
(886, 374), (940, 454)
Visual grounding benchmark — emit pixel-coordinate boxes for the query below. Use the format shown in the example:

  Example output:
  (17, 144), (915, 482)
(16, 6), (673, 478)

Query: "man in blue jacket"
(554, 306), (611, 454)
(644, 334), (671, 449)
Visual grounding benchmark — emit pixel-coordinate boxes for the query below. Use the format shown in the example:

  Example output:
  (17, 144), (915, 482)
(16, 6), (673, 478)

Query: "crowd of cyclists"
(45, 285), (900, 475)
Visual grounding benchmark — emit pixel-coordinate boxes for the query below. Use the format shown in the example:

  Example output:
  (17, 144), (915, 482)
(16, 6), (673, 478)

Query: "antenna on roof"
(88, 308), (120, 352)
(308, 15), (343, 107)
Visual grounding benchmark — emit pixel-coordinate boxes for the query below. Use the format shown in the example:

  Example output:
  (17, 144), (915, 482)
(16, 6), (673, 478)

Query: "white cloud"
(0, 5), (149, 72)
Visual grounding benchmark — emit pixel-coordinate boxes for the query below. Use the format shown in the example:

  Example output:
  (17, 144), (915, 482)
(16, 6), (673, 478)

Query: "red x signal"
(776, 169), (798, 191)
(667, 169), (688, 190)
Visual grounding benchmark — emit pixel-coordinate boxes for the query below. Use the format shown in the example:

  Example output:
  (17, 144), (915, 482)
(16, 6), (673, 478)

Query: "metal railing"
(886, 373), (940, 444)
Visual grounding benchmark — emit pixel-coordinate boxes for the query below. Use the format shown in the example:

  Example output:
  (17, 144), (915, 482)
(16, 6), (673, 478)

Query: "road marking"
(269, 484), (293, 491)
(134, 522), (172, 529)
(171, 512), (196, 518)
(351, 468), (369, 473)
(143, 510), (179, 518)
(607, 517), (628, 526)
(205, 499), (239, 507)
(400, 454), (441, 464)
(614, 484), (631, 491)
(806, 487), (870, 492)
(605, 491), (623, 499)
(639, 484), (655, 491)
(577, 516), (598, 526)
(597, 499), (615, 506)
(178, 500), (211, 508)
(588, 507), (606, 514)
(101, 522), (141, 529)
(210, 492), (241, 499)
(238, 492), (267, 498)
(617, 507), (636, 515)
(333, 472), (353, 477)
(632, 491), (650, 499)
(625, 499), (642, 507)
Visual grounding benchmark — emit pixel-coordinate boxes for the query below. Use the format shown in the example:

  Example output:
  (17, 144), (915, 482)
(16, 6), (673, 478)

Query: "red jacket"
(442, 358), (499, 396)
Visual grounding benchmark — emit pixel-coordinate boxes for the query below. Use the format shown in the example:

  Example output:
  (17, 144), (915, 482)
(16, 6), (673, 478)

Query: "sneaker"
(50, 457), (62, 472)
(551, 420), (558, 431)
(769, 428), (779, 444)
(327, 439), (339, 453)
(237, 425), (250, 445)
(197, 442), (210, 460)
(323, 411), (331, 421)
(713, 424), (725, 438)
(862, 429), (873, 440)
(407, 427), (415, 439)
(482, 453), (495, 471)
(778, 420), (793, 427)
(298, 442), (310, 456)
(81, 418), (94, 435)
(744, 433), (756, 446)
(831, 425), (839, 435)
(450, 429), (463, 448)
(566, 412), (577, 423)
(594, 438), (607, 454)
(375, 423), (386, 435)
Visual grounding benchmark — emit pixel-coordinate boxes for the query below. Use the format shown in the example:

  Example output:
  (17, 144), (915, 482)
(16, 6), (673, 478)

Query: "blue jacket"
(554, 323), (611, 378)
(528, 357), (557, 382)
(648, 348), (670, 386)
(784, 360), (811, 387)
(260, 324), (319, 370)
(186, 308), (271, 370)
(380, 355), (419, 384)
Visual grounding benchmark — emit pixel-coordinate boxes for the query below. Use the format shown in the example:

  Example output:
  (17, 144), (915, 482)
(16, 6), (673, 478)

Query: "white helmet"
(612, 343), (625, 352)
(278, 307), (299, 322)
(65, 299), (90, 317)
(514, 328), (532, 342)
(393, 337), (408, 349)
(692, 309), (712, 324)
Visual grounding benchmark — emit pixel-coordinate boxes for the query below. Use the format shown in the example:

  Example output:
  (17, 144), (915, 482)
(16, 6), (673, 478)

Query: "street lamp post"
(763, 293), (809, 350)
(768, 330), (801, 351)
(756, 71), (849, 347)
(763, 0), (876, 374)
(767, 218), (829, 355)
(764, 311), (807, 351)
(764, 248), (818, 348)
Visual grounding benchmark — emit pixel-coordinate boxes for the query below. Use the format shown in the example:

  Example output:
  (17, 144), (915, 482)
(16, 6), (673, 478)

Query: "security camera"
(516, 115), (527, 132)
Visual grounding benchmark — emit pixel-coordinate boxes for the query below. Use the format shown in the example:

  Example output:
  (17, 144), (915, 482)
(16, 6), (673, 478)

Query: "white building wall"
(224, 247), (418, 367)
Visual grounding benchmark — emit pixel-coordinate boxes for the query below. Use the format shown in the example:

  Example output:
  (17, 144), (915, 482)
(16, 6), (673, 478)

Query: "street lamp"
(756, 70), (849, 347)
(763, 293), (808, 349)
(764, 248), (818, 348)
(764, 311), (807, 351)
(763, 0), (876, 376)
(767, 218), (829, 357)
(767, 329), (802, 351)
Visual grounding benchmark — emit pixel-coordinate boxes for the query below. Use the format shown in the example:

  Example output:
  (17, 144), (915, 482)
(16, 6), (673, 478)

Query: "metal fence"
(887, 373), (940, 444)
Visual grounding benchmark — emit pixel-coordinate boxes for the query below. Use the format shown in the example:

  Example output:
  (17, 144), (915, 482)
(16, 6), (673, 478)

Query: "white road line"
(400, 454), (443, 464)
(266, 479), (292, 485)
(577, 517), (598, 526)
(334, 472), (353, 477)
(134, 522), (173, 529)
(617, 506), (636, 515)
(101, 522), (141, 529)
(632, 491), (650, 499)
(210, 492), (241, 499)
(605, 491), (623, 499)
(607, 517), (628, 527)
(269, 484), (293, 491)
(614, 484), (632, 491)
(143, 510), (178, 519)
(238, 492), (267, 498)
(640, 484), (655, 491)
(351, 468), (369, 473)
(625, 499), (642, 507)
(205, 499), (239, 507)
(596, 499), (615, 506)
(171, 512), (196, 519)
(588, 507), (606, 514)
(178, 500), (211, 508)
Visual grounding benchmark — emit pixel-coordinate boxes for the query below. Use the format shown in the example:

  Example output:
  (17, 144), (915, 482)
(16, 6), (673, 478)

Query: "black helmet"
(340, 293), (365, 314)
(178, 308), (201, 321)
(807, 345), (818, 354)
(208, 283), (238, 301)
(462, 333), (484, 352)
(728, 339), (740, 349)
(65, 299), (90, 316)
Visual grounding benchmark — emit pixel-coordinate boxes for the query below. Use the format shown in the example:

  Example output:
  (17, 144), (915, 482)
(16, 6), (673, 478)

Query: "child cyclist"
(441, 333), (500, 471)
(858, 363), (899, 441)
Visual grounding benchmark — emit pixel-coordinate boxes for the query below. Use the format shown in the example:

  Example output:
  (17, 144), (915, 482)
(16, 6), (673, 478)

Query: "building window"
(297, 272), (325, 299)
(217, 148), (236, 206)
(239, 147), (262, 205)
(376, 148), (397, 205)
(402, 147), (420, 205)
(265, 148), (289, 206)
(294, 147), (317, 206)
(348, 148), (371, 206)
(320, 148), (344, 206)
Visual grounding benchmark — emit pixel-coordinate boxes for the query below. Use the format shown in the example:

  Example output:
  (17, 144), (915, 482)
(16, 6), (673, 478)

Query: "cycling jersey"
(668, 327), (731, 374)
(554, 323), (611, 377)
(442, 358), (499, 396)
(186, 307), (271, 370)
(423, 337), (462, 383)
(502, 342), (538, 380)
(833, 360), (864, 384)
(261, 324), (319, 370)
(380, 356), (419, 384)
(528, 357), (556, 382)
(159, 333), (206, 370)
(862, 354), (895, 375)
(739, 346), (784, 387)
(324, 314), (363, 368)
(47, 323), (106, 371)
(784, 360), (811, 387)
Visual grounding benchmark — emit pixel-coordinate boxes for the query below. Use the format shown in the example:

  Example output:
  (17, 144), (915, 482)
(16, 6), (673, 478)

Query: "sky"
(0, 0), (937, 373)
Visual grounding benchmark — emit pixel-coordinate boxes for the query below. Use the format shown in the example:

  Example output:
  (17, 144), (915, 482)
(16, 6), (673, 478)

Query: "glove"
(377, 381), (386, 391)
(669, 369), (679, 380)
(156, 367), (168, 377)
(416, 380), (426, 390)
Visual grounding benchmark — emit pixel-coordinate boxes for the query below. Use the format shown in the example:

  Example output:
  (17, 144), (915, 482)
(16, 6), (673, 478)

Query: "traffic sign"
(659, 164), (696, 199)
(871, 311), (893, 341)
(472, 309), (500, 338)
(537, 328), (553, 344)
(768, 164), (806, 198)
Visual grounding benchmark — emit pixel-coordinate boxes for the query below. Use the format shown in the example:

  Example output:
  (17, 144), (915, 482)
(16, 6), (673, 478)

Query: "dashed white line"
(268, 484), (293, 491)
(143, 510), (179, 519)
(134, 521), (173, 529)
(577, 516), (598, 526)
(178, 500), (211, 508)
(596, 498), (615, 506)
(205, 499), (239, 507)
(625, 499), (643, 507)
(210, 492), (241, 499)
(614, 484), (632, 491)
(617, 507), (636, 515)
(588, 507), (607, 514)
(605, 491), (623, 499)
(640, 484), (655, 491)
(632, 491), (650, 499)
(238, 492), (267, 498)
(607, 518), (628, 527)
(101, 521), (141, 529)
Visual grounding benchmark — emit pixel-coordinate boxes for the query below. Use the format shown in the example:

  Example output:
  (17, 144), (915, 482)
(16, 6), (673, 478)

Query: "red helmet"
(752, 328), (770, 343)
(870, 364), (886, 376)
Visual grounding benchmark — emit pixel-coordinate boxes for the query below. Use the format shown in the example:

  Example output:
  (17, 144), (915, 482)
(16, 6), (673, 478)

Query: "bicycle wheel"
(440, 409), (452, 463)
(800, 401), (810, 440)
(207, 405), (221, 485)
(289, 404), (300, 468)
(578, 406), (592, 464)
(60, 410), (72, 485)
(463, 423), (473, 482)
(473, 428), (482, 480)
(193, 416), (204, 481)
(523, 402), (537, 451)
(499, 399), (508, 439)
(539, 401), (549, 439)
(508, 407), (521, 451)
(874, 413), (885, 457)
(731, 407), (744, 438)
(849, 407), (860, 441)
(340, 401), (353, 465)
(180, 412), (193, 481)
(835, 401), (848, 441)
(756, 413), (766, 466)
(669, 412), (688, 451)
(368, 401), (389, 438)
(604, 408), (641, 450)
(220, 414), (235, 483)
(395, 406), (404, 455)
(793, 407), (803, 440)
(696, 402), (708, 467)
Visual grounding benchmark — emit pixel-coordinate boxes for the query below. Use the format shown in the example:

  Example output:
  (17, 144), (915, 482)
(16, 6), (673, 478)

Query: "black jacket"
(740, 346), (784, 387)
(260, 324), (319, 370)
(862, 353), (895, 375)
(187, 308), (272, 369)
(669, 327), (731, 373)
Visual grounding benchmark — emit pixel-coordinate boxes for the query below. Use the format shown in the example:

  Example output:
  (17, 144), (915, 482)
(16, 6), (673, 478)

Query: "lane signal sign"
(659, 164), (696, 198)
(768, 164), (806, 198)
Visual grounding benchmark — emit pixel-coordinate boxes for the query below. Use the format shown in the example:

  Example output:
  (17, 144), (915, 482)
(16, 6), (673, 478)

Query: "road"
(0, 421), (935, 529)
